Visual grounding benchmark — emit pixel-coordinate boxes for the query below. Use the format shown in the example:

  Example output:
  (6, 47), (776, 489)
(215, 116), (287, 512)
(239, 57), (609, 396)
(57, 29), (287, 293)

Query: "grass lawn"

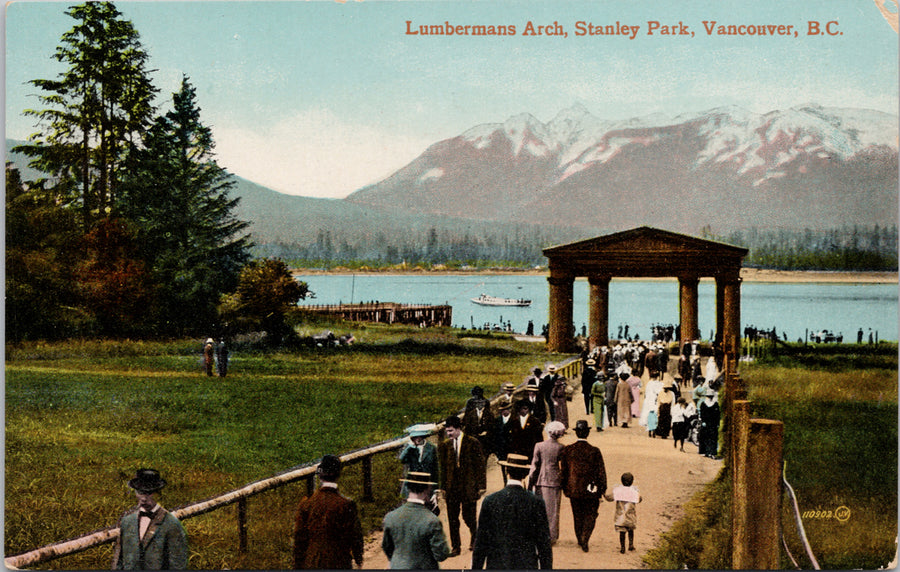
(5, 324), (555, 569)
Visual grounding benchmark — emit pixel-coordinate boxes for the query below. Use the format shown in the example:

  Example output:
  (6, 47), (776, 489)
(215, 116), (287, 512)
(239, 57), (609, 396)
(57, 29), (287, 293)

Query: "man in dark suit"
(112, 468), (188, 570)
(493, 400), (514, 483)
(463, 388), (495, 457)
(559, 420), (607, 552)
(521, 383), (547, 424)
(539, 365), (559, 421)
(508, 397), (544, 462)
(471, 453), (553, 569)
(293, 455), (364, 569)
(437, 415), (486, 556)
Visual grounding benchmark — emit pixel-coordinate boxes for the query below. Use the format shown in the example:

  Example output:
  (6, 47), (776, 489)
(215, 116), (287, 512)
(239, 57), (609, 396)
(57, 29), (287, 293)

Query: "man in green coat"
(382, 472), (451, 569)
(112, 469), (189, 570)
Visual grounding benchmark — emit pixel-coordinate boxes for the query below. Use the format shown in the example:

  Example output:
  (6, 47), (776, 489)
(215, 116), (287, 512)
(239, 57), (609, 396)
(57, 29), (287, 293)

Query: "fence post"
(731, 400), (752, 569)
(747, 419), (785, 569)
(362, 456), (374, 501)
(237, 497), (248, 553)
(306, 475), (315, 497)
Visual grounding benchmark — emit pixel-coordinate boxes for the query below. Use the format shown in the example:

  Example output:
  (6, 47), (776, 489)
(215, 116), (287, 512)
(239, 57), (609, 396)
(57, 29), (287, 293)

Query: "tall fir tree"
(119, 76), (251, 335)
(15, 2), (158, 230)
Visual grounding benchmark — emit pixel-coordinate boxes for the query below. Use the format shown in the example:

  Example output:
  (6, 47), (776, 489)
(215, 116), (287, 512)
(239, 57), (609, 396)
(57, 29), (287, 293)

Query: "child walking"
(603, 472), (642, 553)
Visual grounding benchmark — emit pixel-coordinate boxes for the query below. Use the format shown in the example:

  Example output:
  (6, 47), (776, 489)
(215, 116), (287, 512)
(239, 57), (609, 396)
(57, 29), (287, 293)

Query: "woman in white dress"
(639, 374), (664, 427)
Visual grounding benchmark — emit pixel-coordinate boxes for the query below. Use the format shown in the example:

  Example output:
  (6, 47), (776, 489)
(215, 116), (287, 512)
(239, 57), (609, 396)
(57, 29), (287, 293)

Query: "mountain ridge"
(346, 104), (898, 233)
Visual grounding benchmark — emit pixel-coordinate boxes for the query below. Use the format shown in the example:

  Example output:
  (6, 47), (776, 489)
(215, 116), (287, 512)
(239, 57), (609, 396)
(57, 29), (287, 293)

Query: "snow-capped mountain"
(346, 105), (898, 232)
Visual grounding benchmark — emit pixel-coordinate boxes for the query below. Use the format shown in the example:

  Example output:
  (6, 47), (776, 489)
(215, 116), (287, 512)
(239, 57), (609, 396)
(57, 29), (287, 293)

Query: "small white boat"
(470, 293), (532, 307)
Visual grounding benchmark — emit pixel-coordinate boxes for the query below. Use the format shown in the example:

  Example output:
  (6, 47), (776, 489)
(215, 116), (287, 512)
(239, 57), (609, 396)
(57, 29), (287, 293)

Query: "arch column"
(547, 272), (575, 352)
(722, 275), (742, 377)
(588, 275), (611, 349)
(679, 275), (700, 350)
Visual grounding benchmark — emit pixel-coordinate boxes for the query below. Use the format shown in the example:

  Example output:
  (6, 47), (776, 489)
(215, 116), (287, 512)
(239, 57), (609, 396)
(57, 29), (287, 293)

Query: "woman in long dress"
(639, 375), (663, 426)
(654, 381), (675, 438)
(552, 376), (569, 428)
(698, 390), (721, 458)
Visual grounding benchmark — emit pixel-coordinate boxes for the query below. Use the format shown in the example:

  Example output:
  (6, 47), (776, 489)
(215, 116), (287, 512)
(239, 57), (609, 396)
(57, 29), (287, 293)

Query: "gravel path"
(362, 373), (723, 569)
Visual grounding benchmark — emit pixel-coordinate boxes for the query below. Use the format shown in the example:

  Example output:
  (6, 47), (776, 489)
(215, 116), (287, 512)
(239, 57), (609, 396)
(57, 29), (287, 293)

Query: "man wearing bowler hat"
(382, 472), (451, 569)
(471, 453), (553, 569)
(112, 468), (188, 570)
(293, 454), (364, 569)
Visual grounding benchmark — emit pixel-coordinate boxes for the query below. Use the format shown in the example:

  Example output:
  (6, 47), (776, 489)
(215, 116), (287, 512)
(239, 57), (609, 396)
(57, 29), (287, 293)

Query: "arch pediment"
(543, 226), (747, 278)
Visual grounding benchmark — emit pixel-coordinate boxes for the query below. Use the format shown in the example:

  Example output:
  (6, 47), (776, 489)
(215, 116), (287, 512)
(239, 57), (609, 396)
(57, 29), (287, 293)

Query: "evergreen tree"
(15, 2), (157, 230)
(119, 77), (251, 335)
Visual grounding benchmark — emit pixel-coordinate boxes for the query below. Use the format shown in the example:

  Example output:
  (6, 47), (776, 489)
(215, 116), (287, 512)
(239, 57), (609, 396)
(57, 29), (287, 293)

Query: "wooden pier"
(298, 302), (452, 327)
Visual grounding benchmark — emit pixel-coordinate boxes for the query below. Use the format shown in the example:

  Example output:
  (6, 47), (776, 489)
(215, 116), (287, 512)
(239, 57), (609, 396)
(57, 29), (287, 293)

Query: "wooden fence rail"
(6, 357), (580, 570)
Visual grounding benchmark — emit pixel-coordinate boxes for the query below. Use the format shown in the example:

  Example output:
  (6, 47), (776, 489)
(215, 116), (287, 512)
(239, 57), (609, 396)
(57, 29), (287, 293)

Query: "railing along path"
(6, 358), (581, 570)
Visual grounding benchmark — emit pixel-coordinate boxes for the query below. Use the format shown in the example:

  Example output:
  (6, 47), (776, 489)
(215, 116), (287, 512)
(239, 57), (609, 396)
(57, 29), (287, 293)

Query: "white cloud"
(212, 109), (433, 199)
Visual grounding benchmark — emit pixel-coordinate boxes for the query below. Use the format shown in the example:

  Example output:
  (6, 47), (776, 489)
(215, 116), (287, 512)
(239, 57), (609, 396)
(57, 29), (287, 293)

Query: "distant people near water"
(603, 472), (642, 554)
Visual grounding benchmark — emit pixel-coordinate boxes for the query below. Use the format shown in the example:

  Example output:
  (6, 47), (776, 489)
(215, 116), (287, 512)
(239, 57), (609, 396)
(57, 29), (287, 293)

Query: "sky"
(5, 0), (899, 199)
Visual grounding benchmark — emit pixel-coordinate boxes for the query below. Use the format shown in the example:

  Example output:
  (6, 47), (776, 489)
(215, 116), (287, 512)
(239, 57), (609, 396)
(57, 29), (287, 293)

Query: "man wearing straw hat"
(471, 453), (553, 569)
(112, 468), (188, 570)
(382, 472), (451, 569)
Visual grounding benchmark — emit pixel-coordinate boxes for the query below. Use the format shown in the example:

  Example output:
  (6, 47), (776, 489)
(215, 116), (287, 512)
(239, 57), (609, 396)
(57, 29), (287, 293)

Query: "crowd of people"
(116, 346), (724, 570)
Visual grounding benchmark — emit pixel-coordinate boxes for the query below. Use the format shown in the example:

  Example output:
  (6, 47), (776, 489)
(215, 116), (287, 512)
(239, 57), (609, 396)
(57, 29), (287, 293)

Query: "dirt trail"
(362, 372), (722, 569)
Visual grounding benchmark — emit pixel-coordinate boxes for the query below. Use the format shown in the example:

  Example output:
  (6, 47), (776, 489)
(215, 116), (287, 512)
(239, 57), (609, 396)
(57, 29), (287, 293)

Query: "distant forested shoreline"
(253, 224), (898, 272)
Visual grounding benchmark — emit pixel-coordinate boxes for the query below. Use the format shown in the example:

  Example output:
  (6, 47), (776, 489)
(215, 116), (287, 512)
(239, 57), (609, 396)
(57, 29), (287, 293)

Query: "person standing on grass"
(559, 420), (607, 552)
(471, 454), (553, 570)
(293, 455), (364, 569)
(215, 339), (228, 377)
(603, 472), (642, 554)
(202, 338), (214, 376)
(528, 421), (566, 544)
(112, 469), (188, 570)
(436, 415), (486, 557)
(382, 472), (451, 569)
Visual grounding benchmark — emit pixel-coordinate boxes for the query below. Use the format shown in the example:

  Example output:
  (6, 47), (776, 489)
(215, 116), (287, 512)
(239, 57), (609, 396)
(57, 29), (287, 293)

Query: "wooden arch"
(542, 226), (748, 372)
